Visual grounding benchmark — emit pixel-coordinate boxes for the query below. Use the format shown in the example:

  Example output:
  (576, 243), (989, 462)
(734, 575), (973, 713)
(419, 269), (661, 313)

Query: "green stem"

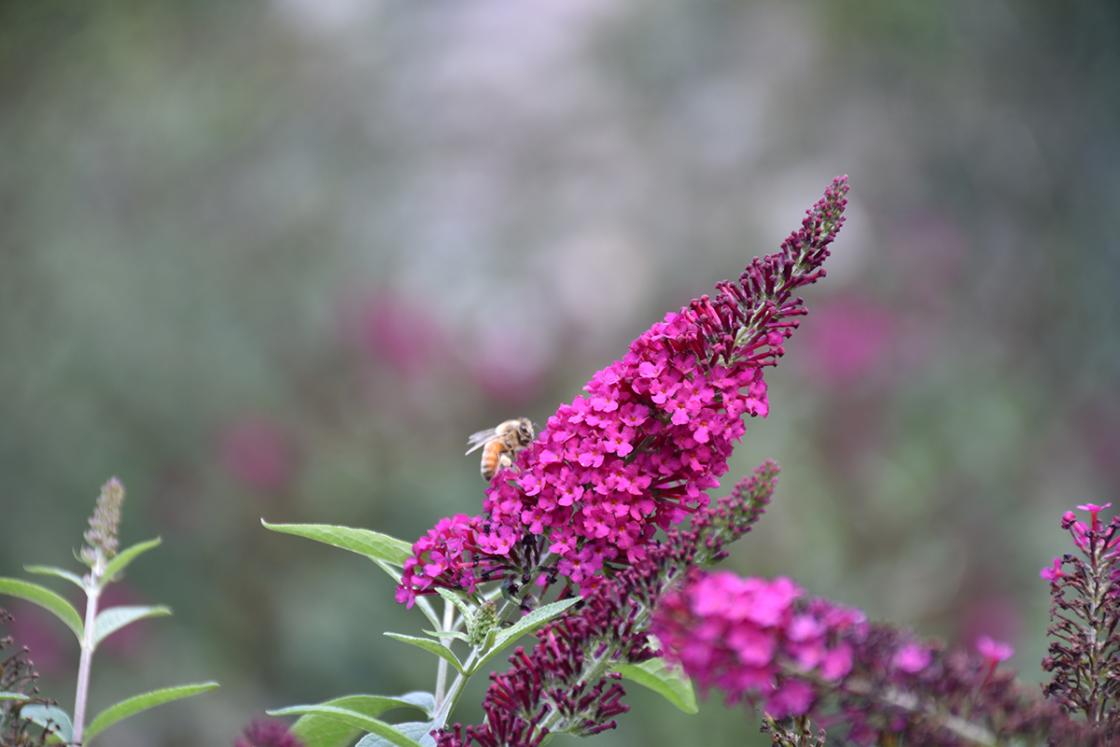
(434, 600), (455, 709)
(72, 559), (104, 746)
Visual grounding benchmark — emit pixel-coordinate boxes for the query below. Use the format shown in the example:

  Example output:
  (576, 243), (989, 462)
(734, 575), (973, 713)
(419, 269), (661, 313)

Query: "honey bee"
(465, 418), (535, 481)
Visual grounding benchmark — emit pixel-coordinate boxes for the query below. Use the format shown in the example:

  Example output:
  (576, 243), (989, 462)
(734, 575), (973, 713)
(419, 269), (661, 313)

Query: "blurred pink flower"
(342, 290), (446, 376)
(892, 643), (931, 673)
(8, 601), (67, 676)
(469, 330), (550, 407)
(220, 418), (299, 492)
(800, 297), (894, 385)
(961, 593), (1020, 659)
(976, 635), (1014, 665)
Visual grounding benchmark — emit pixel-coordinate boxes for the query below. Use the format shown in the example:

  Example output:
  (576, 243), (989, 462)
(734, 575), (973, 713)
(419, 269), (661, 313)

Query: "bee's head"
(516, 418), (535, 446)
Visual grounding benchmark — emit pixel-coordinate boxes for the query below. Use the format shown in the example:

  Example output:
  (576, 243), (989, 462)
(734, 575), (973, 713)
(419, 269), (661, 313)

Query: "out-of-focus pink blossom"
(7, 602), (66, 676)
(469, 330), (550, 407)
(800, 297), (894, 385)
(652, 571), (865, 715)
(892, 643), (931, 673)
(234, 719), (304, 747)
(343, 291), (445, 376)
(976, 635), (1014, 665)
(220, 418), (299, 493)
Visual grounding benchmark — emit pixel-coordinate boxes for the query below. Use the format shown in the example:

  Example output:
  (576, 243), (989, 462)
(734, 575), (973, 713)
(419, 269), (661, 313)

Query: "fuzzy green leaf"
(471, 597), (580, 673)
(288, 693), (432, 747)
(615, 658), (698, 714)
(423, 630), (470, 643)
(261, 521), (411, 566)
(0, 691), (30, 701)
(102, 537), (162, 585)
(434, 587), (473, 618)
(20, 705), (73, 742)
(84, 682), (219, 742)
(0, 578), (83, 641)
(268, 705), (421, 747)
(356, 722), (435, 747)
(93, 605), (172, 649)
(23, 565), (86, 589)
(384, 633), (465, 674)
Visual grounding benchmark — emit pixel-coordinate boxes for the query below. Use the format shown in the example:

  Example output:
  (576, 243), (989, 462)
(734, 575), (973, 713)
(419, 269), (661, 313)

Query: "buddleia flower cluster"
(235, 719), (306, 747)
(652, 572), (1088, 745)
(397, 176), (850, 607)
(436, 462), (780, 746)
(1042, 502), (1120, 735)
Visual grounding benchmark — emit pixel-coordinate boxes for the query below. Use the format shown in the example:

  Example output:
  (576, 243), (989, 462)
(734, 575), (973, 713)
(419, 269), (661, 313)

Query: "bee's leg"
(498, 452), (513, 472)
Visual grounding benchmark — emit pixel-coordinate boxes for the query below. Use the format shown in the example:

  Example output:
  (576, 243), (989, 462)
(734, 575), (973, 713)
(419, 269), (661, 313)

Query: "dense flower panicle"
(654, 571), (1082, 745)
(1, 609), (50, 747)
(652, 571), (865, 718)
(399, 177), (849, 604)
(1042, 503), (1120, 729)
(80, 477), (125, 567)
(234, 719), (305, 747)
(437, 462), (781, 747)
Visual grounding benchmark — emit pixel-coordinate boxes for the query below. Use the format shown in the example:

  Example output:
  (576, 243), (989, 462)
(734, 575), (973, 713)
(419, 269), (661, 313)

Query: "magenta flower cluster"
(437, 462), (782, 747)
(234, 719), (304, 747)
(396, 514), (493, 604)
(398, 177), (850, 606)
(653, 569), (1086, 745)
(1042, 502), (1120, 728)
(652, 571), (866, 719)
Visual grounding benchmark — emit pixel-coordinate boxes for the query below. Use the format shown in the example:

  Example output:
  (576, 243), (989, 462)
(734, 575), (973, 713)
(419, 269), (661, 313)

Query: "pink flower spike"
(1040, 556), (1064, 582)
(976, 635), (1014, 664)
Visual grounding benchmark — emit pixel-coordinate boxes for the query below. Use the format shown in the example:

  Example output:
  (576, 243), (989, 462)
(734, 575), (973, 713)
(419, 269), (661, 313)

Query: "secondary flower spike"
(398, 177), (850, 606)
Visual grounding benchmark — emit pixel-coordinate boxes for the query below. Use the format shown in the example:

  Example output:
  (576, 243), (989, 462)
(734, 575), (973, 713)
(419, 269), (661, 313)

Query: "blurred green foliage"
(1, 1), (1118, 745)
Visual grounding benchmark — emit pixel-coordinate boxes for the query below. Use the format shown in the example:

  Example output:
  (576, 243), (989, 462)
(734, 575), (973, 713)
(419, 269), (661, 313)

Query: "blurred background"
(1, 1), (1118, 744)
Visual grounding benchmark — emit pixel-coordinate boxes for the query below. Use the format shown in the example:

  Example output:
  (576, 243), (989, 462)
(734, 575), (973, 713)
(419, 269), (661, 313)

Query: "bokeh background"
(2, 1), (1118, 745)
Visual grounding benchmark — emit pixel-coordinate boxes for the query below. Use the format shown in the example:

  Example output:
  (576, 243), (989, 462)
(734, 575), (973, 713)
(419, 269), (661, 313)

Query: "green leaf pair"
(273, 691), (435, 747)
(1, 534), (219, 744)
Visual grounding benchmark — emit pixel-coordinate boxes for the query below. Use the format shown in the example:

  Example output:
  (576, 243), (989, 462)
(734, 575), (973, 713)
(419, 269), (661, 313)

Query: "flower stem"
(72, 560), (104, 746)
(434, 600), (455, 710)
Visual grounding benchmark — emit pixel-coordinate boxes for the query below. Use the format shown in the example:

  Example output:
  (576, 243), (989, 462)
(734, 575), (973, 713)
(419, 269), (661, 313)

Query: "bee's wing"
(465, 428), (498, 455)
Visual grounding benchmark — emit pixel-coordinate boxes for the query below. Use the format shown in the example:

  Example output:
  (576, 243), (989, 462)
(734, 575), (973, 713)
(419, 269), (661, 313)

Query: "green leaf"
(615, 658), (698, 714)
(24, 565), (86, 589)
(356, 722), (435, 747)
(268, 705), (422, 747)
(20, 705), (73, 742)
(372, 558), (403, 583)
(0, 578), (83, 641)
(434, 587), (473, 618)
(102, 538), (162, 585)
(471, 597), (580, 673)
(384, 633), (465, 674)
(261, 521), (411, 566)
(423, 630), (470, 643)
(0, 691), (30, 701)
(84, 681), (219, 742)
(93, 605), (172, 649)
(288, 693), (432, 747)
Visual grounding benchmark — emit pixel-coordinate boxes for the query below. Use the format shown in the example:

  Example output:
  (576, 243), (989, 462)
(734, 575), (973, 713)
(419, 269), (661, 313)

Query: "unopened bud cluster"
(80, 477), (125, 567)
